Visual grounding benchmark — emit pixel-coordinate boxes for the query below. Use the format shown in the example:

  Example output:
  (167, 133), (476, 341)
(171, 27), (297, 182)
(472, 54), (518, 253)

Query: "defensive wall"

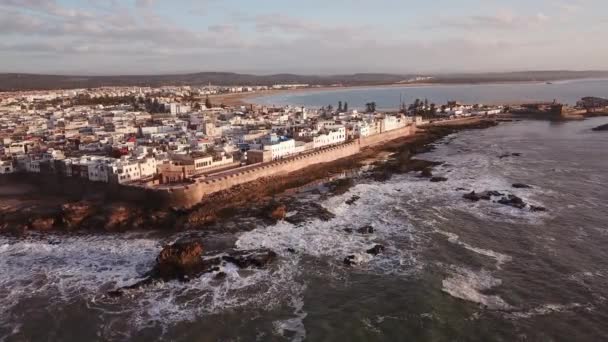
(0, 124), (416, 209)
(148, 124), (416, 208)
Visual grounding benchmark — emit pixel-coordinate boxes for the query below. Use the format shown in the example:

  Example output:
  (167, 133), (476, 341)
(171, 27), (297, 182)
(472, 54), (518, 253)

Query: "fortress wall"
(153, 141), (361, 208)
(4, 124), (417, 209)
(360, 125), (416, 148)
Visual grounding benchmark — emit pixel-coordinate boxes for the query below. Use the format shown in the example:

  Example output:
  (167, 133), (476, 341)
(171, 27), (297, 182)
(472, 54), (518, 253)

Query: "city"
(0, 85), (507, 196)
(2, 0), (608, 341)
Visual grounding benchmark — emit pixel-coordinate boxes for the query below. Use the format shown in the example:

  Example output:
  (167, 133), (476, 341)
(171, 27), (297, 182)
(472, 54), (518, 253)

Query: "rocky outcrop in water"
(350, 225), (374, 234)
(462, 190), (547, 212)
(109, 239), (278, 295)
(270, 205), (287, 221)
(512, 183), (533, 189)
(592, 123), (608, 131)
(419, 168), (433, 178)
(343, 254), (365, 266)
(499, 152), (522, 159)
(154, 238), (208, 281)
(430, 177), (448, 183)
(284, 201), (334, 225)
(222, 249), (277, 269)
(345, 195), (360, 205)
(497, 195), (527, 209)
(366, 244), (385, 256)
(463, 191), (502, 202)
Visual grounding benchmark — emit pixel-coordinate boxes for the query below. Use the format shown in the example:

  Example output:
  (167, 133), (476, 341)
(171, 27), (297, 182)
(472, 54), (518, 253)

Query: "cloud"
(436, 11), (549, 30)
(135, 0), (156, 9)
(0, 0), (606, 74)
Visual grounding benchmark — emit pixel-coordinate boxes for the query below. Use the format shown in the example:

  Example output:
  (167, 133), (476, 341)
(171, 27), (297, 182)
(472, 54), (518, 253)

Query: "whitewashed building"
(0, 160), (14, 174)
(313, 125), (346, 149)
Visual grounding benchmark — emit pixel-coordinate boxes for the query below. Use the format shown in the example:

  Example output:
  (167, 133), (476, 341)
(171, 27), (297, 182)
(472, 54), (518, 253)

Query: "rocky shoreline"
(0, 119), (498, 236)
(592, 123), (608, 131)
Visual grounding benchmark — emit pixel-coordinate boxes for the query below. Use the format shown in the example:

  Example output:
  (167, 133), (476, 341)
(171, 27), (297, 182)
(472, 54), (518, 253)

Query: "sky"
(0, 0), (606, 75)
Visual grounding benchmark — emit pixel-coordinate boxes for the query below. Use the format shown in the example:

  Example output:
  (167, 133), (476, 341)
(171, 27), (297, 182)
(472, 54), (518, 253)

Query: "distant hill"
(1, 70), (607, 91)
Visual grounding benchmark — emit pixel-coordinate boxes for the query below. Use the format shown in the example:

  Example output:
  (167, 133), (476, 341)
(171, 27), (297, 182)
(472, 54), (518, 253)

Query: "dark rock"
(356, 225), (374, 234)
(61, 201), (95, 229)
(497, 195), (526, 209)
(327, 178), (355, 195)
(343, 228), (354, 233)
(500, 152), (521, 159)
(29, 217), (56, 231)
(530, 206), (547, 212)
(478, 192), (492, 201)
(419, 168), (433, 178)
(366, 245), (385, 256)
(107, 290), (124, 298)
(285, 202), (334, 225)
(456, 188), (468, 191)
(463, 192), (482, 202)
(592, 124), (608, 131)
(345, 195), (360, 205)
(430, 177), (448, 183)
(464, 191), (502, 201)
(270, 205), (287, 221)
(154, 238), (208, 280)
(343, 255), (358, 266)
(287, 248), (297, 254)
(113, 244), (277, 294)
(513, 183), (532, 189)
(222, 249), (277, 269)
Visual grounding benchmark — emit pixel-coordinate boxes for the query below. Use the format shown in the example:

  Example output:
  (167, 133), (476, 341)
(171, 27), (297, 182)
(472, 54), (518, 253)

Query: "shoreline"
(210, 78), (604, 107)
(0, 118), (498, 235)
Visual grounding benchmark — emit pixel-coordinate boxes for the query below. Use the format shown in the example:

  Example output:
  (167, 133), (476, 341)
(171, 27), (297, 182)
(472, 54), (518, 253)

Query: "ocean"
(252, 78), (608, 110)
(1, 117), (608, 341)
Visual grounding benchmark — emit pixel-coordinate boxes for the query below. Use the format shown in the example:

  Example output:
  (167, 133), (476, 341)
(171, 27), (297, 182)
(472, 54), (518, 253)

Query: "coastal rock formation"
(366, 244), (385, 256)
(109, 239), (279, 296)
(155, 238), (207, 280)
(222, 249), (277, 269)
(357, 225), (375, 234)
(497, 195), (527, 209)
(462, 189), (547, 212)
(592, 124), (608, 131)
(512, 183), (533, 189)
(103, 204), (141, 231)
(343, 254), (365, 266)
(345, 195), (360, 205)
(463, 191), (504, 202)
(29, 217), (56, 231)
(420, 168), (433, 178)
(61, 201), (95, 229)
(463, 191), (491, 201)
(499, 152), (522, 159)
(430, 176), (448, 182)
(284, 201), (334, 225)
(270, 205), (287, 221)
